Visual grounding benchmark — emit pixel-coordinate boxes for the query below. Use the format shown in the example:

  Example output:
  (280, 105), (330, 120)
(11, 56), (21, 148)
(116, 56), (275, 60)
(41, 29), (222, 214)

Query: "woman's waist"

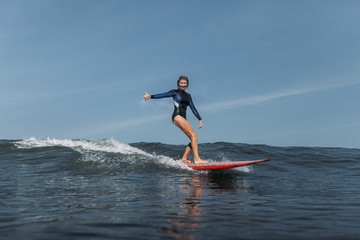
(172, 108), (187, 116)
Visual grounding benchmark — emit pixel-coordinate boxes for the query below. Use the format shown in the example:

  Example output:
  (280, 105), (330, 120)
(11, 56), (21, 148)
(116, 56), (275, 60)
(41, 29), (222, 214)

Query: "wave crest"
(15, 137), (190, 173)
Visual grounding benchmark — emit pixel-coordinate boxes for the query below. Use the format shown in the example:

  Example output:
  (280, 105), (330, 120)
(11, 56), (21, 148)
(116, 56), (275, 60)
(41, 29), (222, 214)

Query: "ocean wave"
(15, 137), (149, 156)
(14, 137), (190, 173)
(13, 138), (255, 174)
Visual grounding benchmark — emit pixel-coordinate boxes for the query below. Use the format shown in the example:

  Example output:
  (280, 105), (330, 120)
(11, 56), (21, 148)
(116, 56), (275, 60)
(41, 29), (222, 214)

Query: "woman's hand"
(144, 91), (151, 101)
(199, 119), (203, 129)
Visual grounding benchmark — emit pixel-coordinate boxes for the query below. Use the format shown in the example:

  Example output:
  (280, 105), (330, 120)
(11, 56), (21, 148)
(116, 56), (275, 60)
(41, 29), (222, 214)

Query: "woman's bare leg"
(173, 116), (207, 164)
(181, 146), (192, 164)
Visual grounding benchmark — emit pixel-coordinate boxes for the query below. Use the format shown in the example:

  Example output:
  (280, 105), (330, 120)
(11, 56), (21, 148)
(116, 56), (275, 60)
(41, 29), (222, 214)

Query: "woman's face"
(178, 79), (188, 90)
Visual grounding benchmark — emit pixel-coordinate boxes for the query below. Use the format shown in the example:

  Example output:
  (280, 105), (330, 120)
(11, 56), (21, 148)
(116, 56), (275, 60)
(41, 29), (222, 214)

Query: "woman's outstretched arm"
(144, 90), (175, 101)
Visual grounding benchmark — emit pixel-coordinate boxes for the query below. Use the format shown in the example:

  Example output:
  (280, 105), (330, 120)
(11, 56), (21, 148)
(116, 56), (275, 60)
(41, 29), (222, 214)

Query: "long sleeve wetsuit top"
(151, 89), (202, 122)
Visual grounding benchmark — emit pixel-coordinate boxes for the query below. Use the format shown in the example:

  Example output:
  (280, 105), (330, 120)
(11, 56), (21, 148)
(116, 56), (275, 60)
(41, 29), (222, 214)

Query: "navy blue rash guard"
(151, 89), (202, 122)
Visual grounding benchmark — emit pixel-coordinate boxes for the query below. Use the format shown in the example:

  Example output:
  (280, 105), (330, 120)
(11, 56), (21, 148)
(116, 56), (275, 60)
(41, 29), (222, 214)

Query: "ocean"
(1, 138), (359, 240)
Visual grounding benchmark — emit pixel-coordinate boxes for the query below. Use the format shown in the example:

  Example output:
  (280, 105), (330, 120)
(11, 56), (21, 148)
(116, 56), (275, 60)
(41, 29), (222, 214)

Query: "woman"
(144, 75), (207, 164)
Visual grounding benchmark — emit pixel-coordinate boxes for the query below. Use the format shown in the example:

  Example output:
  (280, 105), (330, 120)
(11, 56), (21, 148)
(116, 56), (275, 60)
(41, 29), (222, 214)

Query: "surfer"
(144, 75), (207, 164)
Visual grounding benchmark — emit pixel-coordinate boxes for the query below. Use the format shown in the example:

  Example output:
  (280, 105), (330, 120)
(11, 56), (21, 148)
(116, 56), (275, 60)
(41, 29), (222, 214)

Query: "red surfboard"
(186, 159), (271, 170)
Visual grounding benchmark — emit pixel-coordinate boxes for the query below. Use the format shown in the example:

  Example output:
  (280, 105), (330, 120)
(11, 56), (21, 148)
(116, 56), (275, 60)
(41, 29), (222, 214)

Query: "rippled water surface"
(1, 138), (359, 239)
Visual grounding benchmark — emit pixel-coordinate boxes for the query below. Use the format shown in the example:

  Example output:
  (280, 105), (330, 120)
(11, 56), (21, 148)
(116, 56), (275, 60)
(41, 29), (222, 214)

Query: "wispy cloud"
(0, 81), (133, 107)
(76, 114), (169, 137)
(201, 79), (360, 113)
(0, 87), (95, 107)
(70, 79), (360, 137)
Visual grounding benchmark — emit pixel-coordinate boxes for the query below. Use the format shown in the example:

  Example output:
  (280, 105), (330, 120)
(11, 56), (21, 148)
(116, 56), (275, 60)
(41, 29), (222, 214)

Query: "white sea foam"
(233, 165), (252, 173)
(16, 137), (191, 170)
(17, 137), (150, 155)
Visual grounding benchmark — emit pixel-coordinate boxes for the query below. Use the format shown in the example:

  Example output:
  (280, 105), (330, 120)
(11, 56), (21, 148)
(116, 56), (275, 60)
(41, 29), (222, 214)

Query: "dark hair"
(177, 75), (189, 87)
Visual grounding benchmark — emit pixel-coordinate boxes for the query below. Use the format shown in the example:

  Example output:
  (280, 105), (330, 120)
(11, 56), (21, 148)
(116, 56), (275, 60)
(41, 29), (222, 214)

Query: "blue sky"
(1, 0), (360, 148)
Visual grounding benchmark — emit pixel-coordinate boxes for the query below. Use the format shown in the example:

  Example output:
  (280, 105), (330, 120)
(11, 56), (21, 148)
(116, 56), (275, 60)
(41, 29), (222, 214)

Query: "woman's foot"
(182, 159), (192, 164)
(194, 159), (208, 164)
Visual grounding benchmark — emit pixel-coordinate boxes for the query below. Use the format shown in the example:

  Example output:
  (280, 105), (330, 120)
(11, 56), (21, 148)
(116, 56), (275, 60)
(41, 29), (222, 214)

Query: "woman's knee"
(190, 132), (197, 140)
